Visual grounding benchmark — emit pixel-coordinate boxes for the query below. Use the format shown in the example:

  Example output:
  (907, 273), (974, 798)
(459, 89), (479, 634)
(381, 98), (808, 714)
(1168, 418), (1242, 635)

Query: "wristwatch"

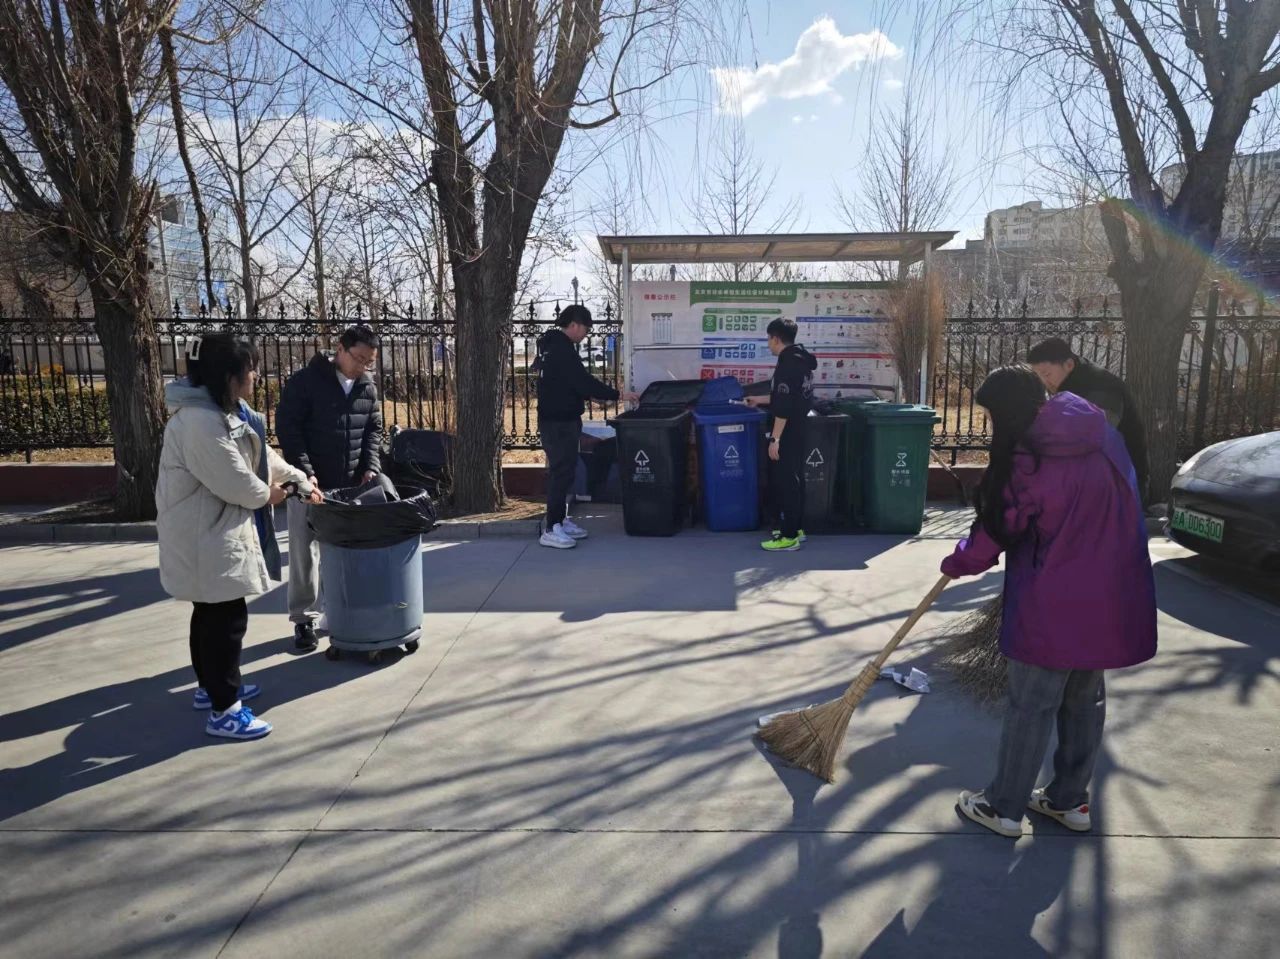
(767, 435), (778, 445)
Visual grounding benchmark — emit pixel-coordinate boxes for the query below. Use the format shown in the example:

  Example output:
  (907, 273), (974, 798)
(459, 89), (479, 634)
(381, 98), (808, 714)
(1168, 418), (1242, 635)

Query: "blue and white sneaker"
(192, 683), (261, 710)
(205, 704), (272, 740)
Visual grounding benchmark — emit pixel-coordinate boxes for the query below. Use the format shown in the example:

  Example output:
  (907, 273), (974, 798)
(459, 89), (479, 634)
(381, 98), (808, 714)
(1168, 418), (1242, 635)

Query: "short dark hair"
(556, 304), (593, 329)
(340, 325), (379, 351)
(1027, 338), (1076, 365)
(766, 318), (798, 345)
(187, 333), (258, 412)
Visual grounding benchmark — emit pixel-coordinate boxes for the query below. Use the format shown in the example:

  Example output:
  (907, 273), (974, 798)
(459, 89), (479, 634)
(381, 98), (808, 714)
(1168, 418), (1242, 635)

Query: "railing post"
(1192, 283), (1219, 451)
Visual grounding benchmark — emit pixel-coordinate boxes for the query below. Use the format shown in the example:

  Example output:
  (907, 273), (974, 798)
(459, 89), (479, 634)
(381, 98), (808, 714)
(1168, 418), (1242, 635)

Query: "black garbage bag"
(308, 476), (438, 549)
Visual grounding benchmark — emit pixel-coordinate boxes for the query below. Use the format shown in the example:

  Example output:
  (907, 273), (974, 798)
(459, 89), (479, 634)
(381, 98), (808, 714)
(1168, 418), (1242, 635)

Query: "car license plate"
(1171, 507), (1225, 544)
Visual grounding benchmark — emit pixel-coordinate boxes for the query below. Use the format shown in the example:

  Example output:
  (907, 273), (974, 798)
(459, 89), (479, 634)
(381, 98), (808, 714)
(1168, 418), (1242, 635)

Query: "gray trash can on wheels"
(307, 478), (437, 664)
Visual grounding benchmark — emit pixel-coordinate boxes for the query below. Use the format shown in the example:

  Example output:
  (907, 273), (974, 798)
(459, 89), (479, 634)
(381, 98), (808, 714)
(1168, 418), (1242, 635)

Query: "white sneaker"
(539, 526), (576, 549)
(957, 789), (1023, 838)
(560, 517), (589, 540)
(1027, 788), (1092, 831)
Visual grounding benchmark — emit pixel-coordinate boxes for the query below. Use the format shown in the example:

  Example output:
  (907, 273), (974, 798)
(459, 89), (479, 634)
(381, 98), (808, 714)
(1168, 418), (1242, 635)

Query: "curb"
(0, 522), (158, 544)
(0, 518), (542, 545)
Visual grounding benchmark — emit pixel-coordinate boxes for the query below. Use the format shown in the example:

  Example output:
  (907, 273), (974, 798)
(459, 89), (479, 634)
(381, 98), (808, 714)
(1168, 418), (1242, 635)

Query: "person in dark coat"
(534, 304), (636, 550)
(745, 318), (817, 551)
(1028, 337), (1149, 503)
(276, 325), (383, 649)
(944, 366), (1156, 839)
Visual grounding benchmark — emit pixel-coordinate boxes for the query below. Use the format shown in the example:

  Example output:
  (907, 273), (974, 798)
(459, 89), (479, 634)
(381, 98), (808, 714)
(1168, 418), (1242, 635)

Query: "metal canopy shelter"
(598, 231), (957, 266)
(599, 231), (958, 395)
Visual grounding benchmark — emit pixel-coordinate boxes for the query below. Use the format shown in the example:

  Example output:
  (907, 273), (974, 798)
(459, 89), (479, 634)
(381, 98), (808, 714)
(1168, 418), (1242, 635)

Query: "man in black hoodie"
(745, 318), (817, 551)
(1028, 337), (1150, 504)
(535, 304), (637, 549)
(276, 325), (383, 649)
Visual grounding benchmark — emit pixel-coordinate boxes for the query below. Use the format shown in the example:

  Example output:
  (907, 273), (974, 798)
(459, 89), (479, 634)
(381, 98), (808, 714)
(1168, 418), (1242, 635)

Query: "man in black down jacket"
(1028, 337), (1150, 504)
(276, 325), (383, 649)
(535, 304), (636, 549)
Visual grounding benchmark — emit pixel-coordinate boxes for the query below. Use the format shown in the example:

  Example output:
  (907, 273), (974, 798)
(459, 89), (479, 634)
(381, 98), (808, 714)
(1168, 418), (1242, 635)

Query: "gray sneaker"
(1027, 788), (1091, 831)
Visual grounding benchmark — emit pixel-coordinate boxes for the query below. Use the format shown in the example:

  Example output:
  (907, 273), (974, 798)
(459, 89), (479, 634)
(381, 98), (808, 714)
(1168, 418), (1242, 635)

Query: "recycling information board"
(628, 281), (897, 396)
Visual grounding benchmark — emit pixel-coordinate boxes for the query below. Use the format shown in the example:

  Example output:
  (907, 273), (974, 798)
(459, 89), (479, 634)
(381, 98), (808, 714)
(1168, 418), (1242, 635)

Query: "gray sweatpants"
(287, 498), (323, 625)
(986, 658), (1106, 821)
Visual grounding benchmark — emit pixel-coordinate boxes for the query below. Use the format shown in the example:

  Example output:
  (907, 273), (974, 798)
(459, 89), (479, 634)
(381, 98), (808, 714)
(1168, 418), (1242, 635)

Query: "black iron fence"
(2, 295), (1276, 460)
(0, 299), (625, 457)
(931, 295), (1280, 462)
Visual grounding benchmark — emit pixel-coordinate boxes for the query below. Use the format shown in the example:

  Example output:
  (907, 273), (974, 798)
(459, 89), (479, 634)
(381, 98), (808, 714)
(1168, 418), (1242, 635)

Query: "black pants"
(770, 420), (807, 539)
(541, 419), (581, 530)
(189, 598), (248, 713)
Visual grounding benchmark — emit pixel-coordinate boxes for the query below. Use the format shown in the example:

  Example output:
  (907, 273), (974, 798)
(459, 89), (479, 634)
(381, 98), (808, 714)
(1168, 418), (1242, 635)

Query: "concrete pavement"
(1, 507), (1276, 958)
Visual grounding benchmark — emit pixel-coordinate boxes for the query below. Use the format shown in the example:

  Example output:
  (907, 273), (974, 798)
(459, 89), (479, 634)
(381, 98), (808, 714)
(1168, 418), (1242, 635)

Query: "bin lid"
(695, 375), (745, 407)
(863, 403), (940, 423)
(637, 379), (706, 409)
(693, 404), (766, 423)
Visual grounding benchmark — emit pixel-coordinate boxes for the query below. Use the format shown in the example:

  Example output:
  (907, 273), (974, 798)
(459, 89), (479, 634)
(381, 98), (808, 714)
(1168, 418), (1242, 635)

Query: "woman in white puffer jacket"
(157, 334), (319, 740)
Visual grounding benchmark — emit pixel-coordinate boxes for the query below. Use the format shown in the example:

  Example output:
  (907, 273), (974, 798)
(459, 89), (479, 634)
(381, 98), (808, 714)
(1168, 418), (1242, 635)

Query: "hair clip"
(187, 336), (203, 360)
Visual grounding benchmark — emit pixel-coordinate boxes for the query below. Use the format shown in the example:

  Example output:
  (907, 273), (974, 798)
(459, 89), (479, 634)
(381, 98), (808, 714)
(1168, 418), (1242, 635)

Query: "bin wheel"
(367, 650), (383, 665)
(404, 640), (420, 654)
(324, 646), (341, 661)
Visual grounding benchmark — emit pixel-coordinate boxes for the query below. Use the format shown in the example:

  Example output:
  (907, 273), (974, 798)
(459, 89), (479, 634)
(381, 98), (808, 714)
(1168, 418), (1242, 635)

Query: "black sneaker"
(294, 622), (319, 651)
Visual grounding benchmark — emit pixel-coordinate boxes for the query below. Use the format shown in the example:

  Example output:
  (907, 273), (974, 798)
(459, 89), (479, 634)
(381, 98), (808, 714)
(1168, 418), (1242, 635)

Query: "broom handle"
(840, 574), (952, 708)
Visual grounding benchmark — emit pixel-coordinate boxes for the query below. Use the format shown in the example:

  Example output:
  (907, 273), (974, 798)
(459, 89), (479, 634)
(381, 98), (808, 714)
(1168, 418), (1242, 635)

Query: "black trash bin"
(609, 380), (705, 536)
(799, 411), (849, 531)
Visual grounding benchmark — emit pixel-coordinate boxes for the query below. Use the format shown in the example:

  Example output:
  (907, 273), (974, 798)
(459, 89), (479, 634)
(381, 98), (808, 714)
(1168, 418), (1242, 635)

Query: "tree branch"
(1111, 0), (1198, 159)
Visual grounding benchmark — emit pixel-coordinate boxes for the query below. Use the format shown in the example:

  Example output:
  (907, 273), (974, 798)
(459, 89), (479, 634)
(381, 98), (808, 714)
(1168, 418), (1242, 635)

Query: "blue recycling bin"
(693, 377), (767, 531)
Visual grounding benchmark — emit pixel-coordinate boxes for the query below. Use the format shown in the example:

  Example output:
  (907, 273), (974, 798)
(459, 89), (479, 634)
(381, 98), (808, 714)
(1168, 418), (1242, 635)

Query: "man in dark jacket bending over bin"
(535, 304), (637, 550)
(276, 325), (383, 649)
(746, 318), (817, 552)
(1028, 337), (1150, 504)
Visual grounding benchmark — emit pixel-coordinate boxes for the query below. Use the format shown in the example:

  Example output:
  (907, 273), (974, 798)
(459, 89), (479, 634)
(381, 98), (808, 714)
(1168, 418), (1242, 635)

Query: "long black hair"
(974, 364), (1047, 546)
(187, 333), (258, 412)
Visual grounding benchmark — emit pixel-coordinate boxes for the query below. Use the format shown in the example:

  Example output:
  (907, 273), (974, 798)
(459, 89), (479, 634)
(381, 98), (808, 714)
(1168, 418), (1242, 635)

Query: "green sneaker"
(761, 534), (801, 552)
(771, 529), (807, 542)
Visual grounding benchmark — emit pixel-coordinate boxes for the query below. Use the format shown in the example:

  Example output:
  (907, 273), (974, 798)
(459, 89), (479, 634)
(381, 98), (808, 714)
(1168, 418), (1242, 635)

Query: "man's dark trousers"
(542, 419), (581, 530)
(770, 420), (806, 538)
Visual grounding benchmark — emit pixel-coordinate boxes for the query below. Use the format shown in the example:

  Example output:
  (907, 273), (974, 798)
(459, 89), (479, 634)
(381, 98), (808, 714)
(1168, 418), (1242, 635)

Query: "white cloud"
(884, 77), (905, 91)
(791, 115), (804, 125)
(711, 18), (902, 116)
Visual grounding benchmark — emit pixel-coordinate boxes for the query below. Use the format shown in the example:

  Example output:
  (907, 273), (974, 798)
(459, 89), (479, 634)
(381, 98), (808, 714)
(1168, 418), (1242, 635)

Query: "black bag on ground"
(308, 476), (438, 549)
(388, 427), (452, 497)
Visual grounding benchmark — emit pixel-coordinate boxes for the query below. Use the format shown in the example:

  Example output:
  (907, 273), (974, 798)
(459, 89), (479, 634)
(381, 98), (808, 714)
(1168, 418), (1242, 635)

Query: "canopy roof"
(598, 232), (957, 266)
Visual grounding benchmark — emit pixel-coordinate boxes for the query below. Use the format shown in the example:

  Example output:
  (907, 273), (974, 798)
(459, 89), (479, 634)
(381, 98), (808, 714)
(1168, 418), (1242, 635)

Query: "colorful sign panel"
(629, 281), (897, 395)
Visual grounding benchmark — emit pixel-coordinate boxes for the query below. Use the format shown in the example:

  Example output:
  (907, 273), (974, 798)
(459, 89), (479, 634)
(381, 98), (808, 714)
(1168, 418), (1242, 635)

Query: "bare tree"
(183, 9), (316, 314)
(0, 0), (174, 519)
(689, 119), (801, 281)
(838, 95), (958, 281)
(986, 0), (1280, 498)
(403, 0), (691, 511)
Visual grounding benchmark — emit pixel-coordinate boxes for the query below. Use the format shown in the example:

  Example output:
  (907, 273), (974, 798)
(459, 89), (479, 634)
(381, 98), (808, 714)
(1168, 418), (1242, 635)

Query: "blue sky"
(542, 1), (1042, 298)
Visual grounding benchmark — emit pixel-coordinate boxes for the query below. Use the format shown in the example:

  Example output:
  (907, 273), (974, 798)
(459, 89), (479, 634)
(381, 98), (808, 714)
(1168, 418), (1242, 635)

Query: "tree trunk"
(94, 300), (166, 521)
(451, 265), (514, 513)
(1115, 253), (1205, 502)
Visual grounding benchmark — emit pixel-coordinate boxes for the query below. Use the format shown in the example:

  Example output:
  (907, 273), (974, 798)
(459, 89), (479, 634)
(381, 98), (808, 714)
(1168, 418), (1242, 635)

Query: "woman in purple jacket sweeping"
(943, 365), (1157, 839)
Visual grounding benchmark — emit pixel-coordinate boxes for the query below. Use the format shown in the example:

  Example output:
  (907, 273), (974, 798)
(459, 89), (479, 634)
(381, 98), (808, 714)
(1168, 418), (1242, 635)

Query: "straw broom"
(932, 594), (1006, 706)
(757, 575), (952, 783)
(924, 450), (1007, 705)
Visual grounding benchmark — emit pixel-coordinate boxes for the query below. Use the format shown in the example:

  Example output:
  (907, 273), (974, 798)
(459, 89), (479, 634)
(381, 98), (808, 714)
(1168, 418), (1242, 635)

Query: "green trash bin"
(861, 404), (940, 534)
(833, 398), (886, 527)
